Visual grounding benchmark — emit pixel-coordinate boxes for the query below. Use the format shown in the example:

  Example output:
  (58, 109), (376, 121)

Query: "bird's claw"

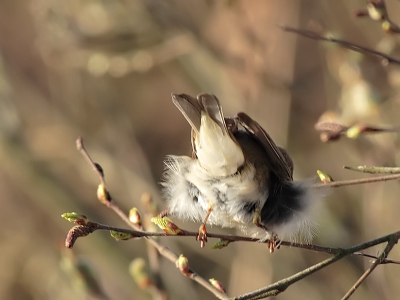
(267, 235), (281, 253)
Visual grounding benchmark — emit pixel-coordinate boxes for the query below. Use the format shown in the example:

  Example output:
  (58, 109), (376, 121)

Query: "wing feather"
(198, 94), (229, 135)
(171, 93), (202, 134)
(237, 112), (293, 181)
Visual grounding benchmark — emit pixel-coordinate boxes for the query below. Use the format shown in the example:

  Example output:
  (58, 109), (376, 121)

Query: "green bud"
(61, 212), (89, 225)
(151, 217), (184, 235)
(317, 170), (334, 183)
(211, 240), (231, 249)
(110, 231), (134, 241)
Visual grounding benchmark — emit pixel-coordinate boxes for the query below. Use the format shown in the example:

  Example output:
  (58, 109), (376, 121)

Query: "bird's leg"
(252, 206), (263, 228)
(197, 205), (213, 248)
(252, 207), (280, 253)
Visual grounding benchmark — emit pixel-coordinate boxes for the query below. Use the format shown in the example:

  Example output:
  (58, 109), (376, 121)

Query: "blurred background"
(1, 0), (400, 299)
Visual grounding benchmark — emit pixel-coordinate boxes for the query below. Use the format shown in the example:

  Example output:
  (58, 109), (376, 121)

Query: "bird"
(160, 93), (323, 252)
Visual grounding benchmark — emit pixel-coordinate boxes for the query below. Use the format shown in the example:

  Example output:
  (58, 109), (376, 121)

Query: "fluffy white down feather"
(162, 155), (266, 228)
(162, 156), (329, 243)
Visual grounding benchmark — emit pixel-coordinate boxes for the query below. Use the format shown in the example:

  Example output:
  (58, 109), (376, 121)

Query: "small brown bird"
(161, 93), (324, 252)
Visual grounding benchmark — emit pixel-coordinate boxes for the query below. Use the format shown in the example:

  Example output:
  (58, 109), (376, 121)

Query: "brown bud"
(65, 225), (94, 248)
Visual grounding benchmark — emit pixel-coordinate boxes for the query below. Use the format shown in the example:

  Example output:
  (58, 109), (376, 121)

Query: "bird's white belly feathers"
(162, 155), (268, 231)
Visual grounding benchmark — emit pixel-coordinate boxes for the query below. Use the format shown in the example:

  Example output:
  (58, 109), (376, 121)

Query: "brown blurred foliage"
(1, 0), (400, 299)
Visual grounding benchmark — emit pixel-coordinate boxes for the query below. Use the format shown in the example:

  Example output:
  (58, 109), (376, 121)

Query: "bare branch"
(313, 173), (400, 189)
(233, 231), (400, 300)
(75, 137), (229, 300)
(353, 252), (400, 265)
(344, 165), (400, 174)
(65, 218), (400, 264)
(71, 137), (400, 299)
(234, 254), (344, 299)
(315, 122), (400, 142)
(342, 233), (400, 300)
(280, 26), (400, 65)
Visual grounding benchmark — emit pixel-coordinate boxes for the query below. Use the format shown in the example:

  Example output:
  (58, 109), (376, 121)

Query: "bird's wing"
(171, 93), (203, 134)
(237, 112), (293, 181)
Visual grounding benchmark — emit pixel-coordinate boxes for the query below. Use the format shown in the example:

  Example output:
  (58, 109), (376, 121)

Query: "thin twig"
(314, 121), (400, 142)
(74, 137), (400, 299)
(344, 165), (400, 174)
(313, 173), (400, 189)
(341, 233), (400, 300)
(280, 26), (400, 65)
(78, 221), (335, 251)
(72, 221), (400, 266)
(233, 231), (400, 300)
(76, 137), (229, 300)
(76, 137), (107, 187)
(141, 194), (166, 300)
(66, 219), (400, 299)
(234, 254), (344, 300)
(353, 252), (400, 265)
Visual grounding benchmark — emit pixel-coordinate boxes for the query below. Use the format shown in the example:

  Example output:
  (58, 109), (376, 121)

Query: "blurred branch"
(280, 26), (400, 65)
(354, 0), (400, 34)
(75, 138), (229, 300)
(60, 249), (109, 300)
(314, 122), (400, 142)
(313, 172), (400, 188)
(344, 165), (400, 174)
(139, 194), (166, 300)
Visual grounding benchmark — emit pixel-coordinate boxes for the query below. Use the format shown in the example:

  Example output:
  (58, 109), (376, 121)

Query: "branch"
(354, 0), (400, 34)
(353, 252), (400, 265)
(314, 122), (400, 143)
(75, 138), (229, 300)
(63, 217), (400, 299)
(342, 233), (400, 300)
(313, 172), (400, 189)
(280, 26), (400, 65)
(234, 254), (344, 299)
(344, 165), (400, 174)
(233, 231), (400, 300)
(72, 137), (400, 299)
(63, 216), (400, 266)
(64, 219), (337, 252)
